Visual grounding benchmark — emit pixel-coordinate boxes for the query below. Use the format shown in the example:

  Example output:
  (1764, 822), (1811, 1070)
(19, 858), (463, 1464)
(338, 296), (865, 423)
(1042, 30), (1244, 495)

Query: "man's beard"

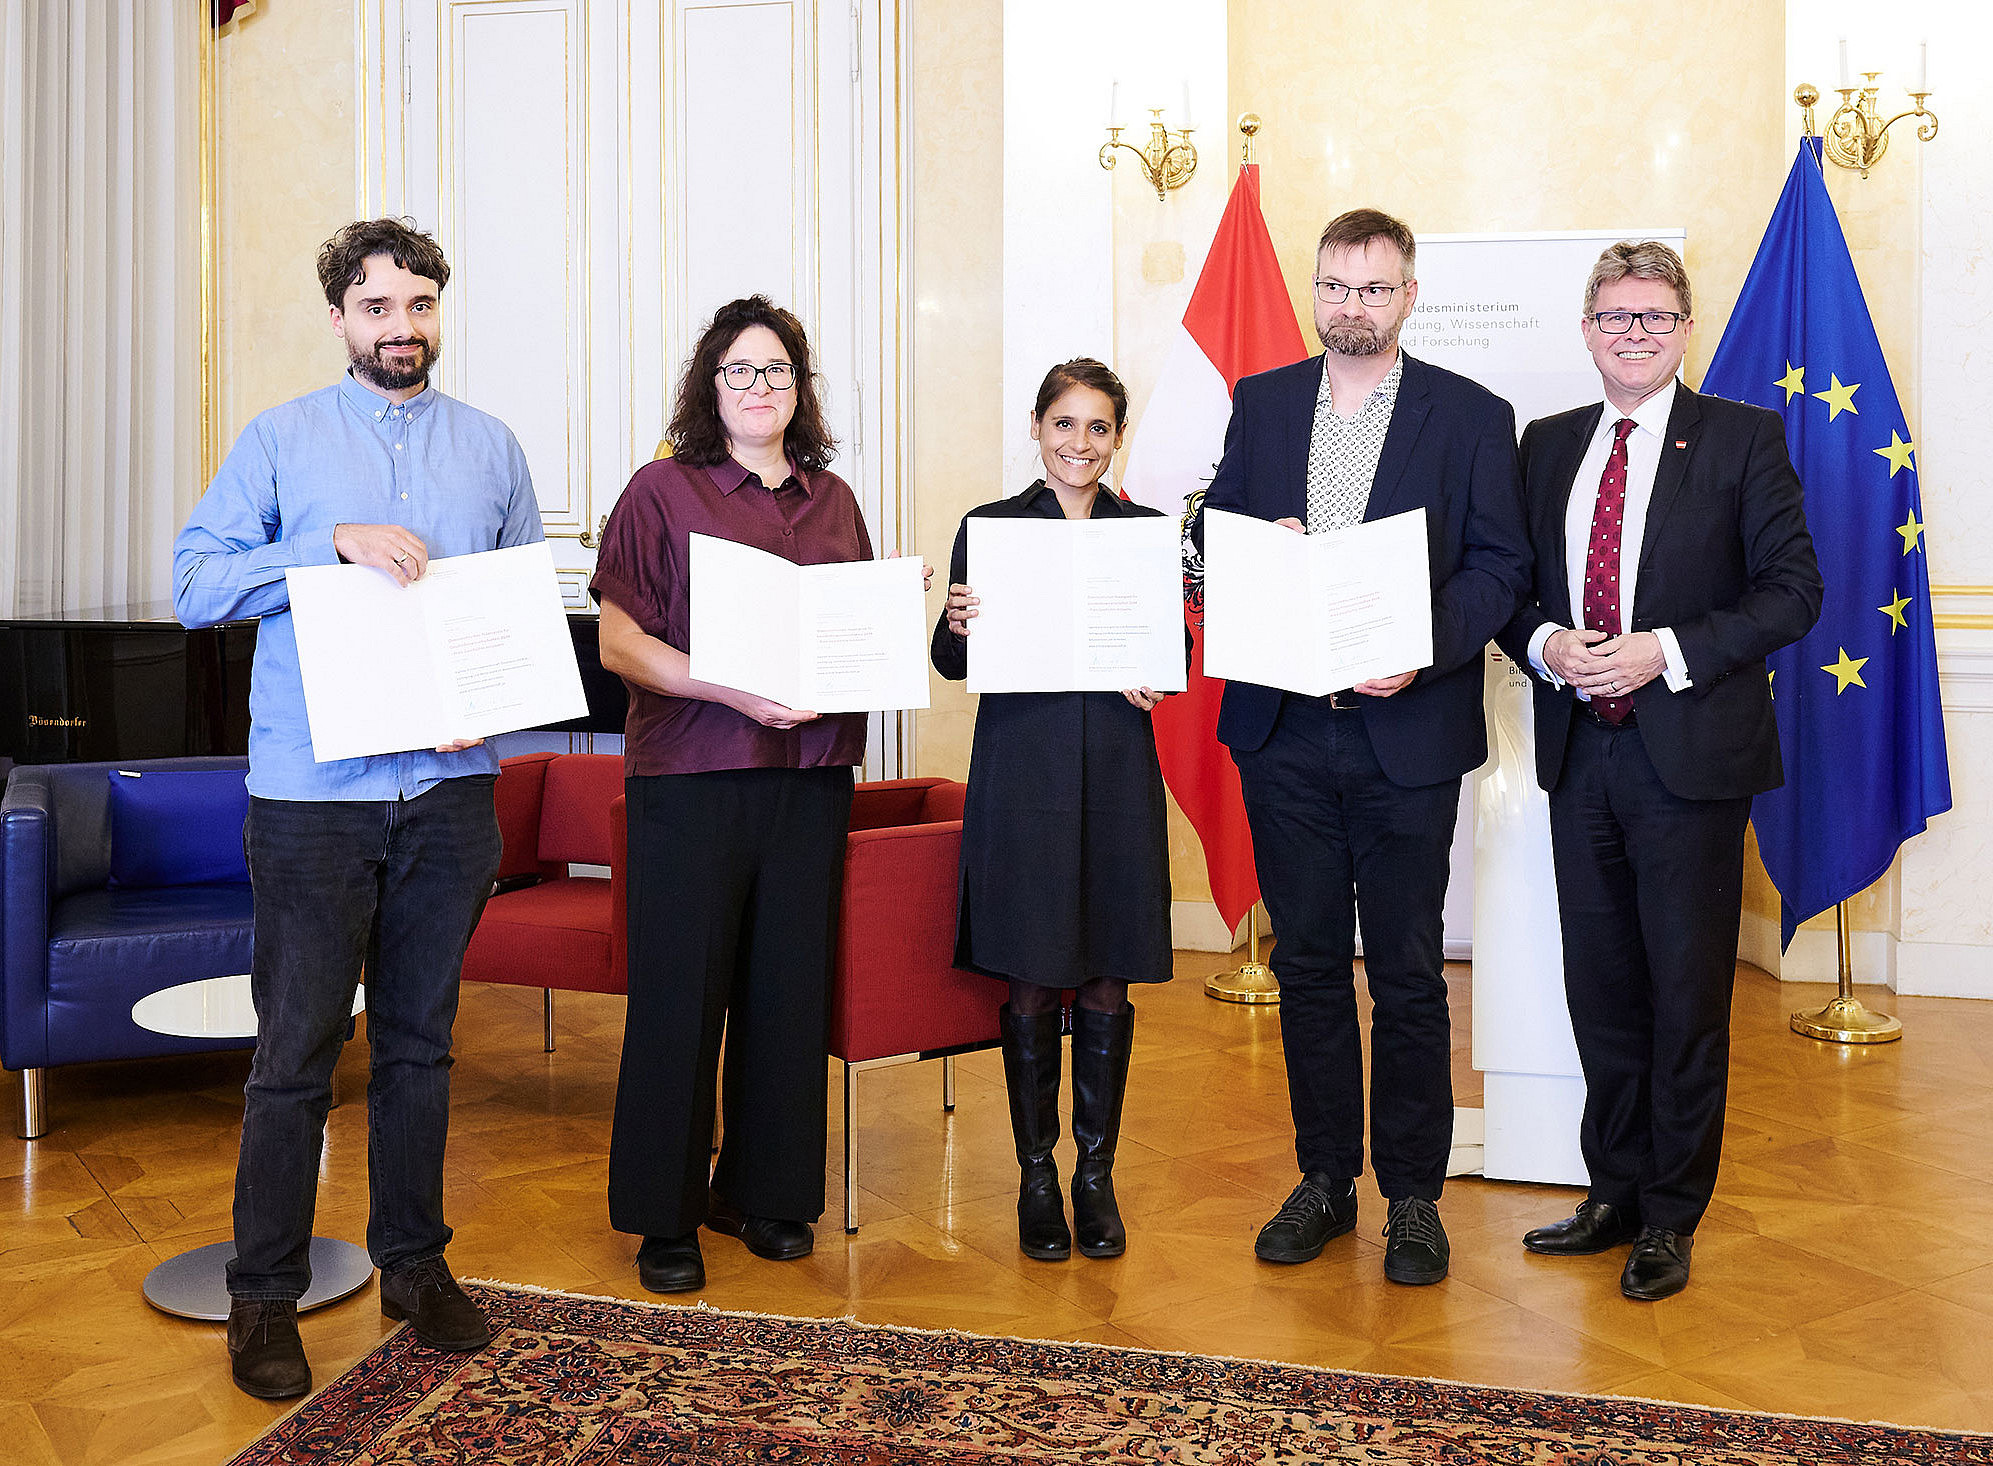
(1317, 319), (1398, 358)
(349, 335), (437, 391)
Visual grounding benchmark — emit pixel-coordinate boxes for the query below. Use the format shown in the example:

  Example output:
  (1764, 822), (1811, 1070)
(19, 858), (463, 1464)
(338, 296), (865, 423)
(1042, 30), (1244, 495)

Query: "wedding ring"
(393, 554), (408, 566)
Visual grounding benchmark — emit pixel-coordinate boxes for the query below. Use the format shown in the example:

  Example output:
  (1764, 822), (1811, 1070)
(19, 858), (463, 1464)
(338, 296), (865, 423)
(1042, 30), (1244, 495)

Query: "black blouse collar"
(1018, 480), (1131, 519)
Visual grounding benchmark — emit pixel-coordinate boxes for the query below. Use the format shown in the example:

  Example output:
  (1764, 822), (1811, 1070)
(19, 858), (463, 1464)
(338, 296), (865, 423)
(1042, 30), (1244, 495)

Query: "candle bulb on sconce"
(1795, 45), (1939, 180)
(1098, 97), (1199, 201)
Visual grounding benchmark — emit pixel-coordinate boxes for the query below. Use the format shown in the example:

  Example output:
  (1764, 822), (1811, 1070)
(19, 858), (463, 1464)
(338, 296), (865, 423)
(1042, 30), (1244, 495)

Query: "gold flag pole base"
(1789, 995), (1902, 1044)
(1789, 900), (1902, 1044)
(1205, 960), (1280, 1004)
(1206, 906), (1280, 1004)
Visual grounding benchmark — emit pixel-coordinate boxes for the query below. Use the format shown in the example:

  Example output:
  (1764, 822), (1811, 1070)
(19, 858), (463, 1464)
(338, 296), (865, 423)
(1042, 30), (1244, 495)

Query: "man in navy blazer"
(1194, 208), (1528, 1285)
(1496, 242), (1820, 1300)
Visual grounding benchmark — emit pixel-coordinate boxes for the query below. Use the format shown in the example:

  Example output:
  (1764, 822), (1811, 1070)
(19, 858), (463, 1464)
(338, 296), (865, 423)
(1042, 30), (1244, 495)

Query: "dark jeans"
(1234, 698), (1461, 1201)
(1549, 718), (1751, 1233)
(609, 766), (854, 1239)
(227, 777), (501, 1301)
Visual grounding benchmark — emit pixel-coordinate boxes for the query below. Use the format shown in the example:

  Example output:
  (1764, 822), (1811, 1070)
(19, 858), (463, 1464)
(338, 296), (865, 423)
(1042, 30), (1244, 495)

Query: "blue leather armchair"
(2, 756), (256, 1138)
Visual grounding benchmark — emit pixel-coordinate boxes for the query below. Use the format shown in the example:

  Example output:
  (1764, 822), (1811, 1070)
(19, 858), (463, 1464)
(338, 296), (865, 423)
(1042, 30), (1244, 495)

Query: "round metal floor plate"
(142, 1237), (374, 1321)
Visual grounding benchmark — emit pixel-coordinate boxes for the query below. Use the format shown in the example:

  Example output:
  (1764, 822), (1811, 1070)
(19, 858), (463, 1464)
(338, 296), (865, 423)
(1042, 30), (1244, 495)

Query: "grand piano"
(0, 607), (624, 775)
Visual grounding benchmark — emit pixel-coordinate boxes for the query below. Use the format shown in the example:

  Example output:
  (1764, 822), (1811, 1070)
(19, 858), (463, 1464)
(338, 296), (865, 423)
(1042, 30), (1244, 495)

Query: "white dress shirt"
(1526, 378), (1692, 696)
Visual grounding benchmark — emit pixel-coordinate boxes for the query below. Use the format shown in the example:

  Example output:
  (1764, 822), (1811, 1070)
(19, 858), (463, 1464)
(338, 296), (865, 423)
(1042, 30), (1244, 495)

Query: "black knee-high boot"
(999, 1005), (1071, 1261)
(1070, 1002), (1134, 1258)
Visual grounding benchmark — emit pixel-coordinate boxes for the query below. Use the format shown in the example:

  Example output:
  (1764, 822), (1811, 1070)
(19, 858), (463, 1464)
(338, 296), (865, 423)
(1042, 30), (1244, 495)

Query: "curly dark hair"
(667, 296), (837, 473)
(1032, 357), (1129, 429)
(316, 218), (452, 309)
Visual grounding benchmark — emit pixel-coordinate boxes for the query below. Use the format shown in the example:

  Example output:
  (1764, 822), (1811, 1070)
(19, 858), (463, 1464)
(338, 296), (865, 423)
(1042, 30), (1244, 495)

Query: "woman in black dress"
(931, 358), (1176, 1262)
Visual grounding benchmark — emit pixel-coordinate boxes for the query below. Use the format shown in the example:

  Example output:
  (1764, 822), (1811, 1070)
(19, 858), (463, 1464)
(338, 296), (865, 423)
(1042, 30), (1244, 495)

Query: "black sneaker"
(1382, 1197), (1449, 1285)
(227, 1298), (311, 1399)
(379, 1256), (491, 1351)
(1253, 1172), (1358, 1263)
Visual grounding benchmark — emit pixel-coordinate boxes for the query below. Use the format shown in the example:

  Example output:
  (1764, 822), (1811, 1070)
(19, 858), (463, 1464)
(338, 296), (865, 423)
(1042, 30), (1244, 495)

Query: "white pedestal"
(1482, 1072), (1589, 1185)
(1470, 649), (1589, 1189)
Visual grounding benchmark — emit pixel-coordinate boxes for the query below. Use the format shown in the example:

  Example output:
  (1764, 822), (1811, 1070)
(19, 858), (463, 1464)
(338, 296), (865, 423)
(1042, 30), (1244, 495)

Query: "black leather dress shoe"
(380, 1256), (491, 1351)
(636, 1233), (705, 1293)
(1621, 1227), (1693, 1300)
(227, 1298), (311, 1399)
(1382, 1197), (1450, 1285)
(706, 1196), (815, 1260)
(1254, 1173), (1358, 1263)
(1523, 1199), (1643, 1256)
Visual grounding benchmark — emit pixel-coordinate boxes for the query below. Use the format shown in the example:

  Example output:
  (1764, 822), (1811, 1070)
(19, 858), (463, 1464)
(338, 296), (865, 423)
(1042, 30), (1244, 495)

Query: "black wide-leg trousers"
(1549, 717), (1751, 1235)
(608, 765), (854, 1239)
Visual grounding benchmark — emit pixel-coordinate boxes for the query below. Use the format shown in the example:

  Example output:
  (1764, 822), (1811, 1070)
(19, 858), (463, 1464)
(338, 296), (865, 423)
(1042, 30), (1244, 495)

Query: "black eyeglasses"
(1588, 310), (1687, 335)
(718, 361), (797, 390)
(1314, 279), (1409, 306)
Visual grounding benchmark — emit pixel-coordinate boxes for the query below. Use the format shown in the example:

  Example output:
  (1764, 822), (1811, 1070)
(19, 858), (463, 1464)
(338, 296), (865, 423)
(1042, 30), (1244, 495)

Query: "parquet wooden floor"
(6, 955), (1993, 1464)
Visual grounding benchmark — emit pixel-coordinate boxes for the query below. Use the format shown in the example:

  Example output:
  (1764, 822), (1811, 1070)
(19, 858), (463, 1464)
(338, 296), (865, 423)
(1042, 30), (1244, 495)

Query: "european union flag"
(1702, 139), (1951, 946)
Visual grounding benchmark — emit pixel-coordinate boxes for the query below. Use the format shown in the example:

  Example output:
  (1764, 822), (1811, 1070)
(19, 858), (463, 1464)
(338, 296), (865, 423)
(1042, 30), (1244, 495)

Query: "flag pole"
(1206, 903), (1280, 1005)
(1789, 900), (1902, 1043)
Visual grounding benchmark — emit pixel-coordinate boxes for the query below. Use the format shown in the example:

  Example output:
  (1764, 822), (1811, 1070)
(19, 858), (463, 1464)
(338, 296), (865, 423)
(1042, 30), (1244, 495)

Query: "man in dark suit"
(1497, 242), (1821, 1300)
(1195, 208), (1528, 1285)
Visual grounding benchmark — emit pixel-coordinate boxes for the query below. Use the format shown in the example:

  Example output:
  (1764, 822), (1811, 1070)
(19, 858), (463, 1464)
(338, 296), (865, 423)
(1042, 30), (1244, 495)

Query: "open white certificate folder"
(287, 540), (587, 762)
(688, 534), (930, 713)
(1202, 506), (1434, 695)
(966, 516), (1187, 694)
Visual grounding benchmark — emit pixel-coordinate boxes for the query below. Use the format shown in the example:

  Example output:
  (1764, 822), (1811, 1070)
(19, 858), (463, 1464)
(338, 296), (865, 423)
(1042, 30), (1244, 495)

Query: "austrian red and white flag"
(1121, 163), (1306, 934)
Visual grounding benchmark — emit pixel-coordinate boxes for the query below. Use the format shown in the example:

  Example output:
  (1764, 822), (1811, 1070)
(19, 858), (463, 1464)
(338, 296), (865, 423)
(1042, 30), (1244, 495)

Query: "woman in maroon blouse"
(592, 296), (879, 1294)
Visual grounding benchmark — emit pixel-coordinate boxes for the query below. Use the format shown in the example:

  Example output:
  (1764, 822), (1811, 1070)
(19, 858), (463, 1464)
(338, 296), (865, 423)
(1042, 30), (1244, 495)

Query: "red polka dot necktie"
(1581, 418), (1638, 724)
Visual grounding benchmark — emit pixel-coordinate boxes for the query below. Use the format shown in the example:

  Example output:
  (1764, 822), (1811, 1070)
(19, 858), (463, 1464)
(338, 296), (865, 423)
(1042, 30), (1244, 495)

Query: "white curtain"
(0, 1), (200, 617)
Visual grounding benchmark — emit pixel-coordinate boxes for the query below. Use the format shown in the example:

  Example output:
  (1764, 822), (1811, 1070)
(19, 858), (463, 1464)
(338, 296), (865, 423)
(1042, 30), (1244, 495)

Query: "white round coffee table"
(133, 974), (374, 1321)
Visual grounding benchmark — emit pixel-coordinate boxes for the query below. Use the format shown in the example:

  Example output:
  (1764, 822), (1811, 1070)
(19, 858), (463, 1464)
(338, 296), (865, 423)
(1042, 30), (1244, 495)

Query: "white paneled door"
(356, 0), (912, 775)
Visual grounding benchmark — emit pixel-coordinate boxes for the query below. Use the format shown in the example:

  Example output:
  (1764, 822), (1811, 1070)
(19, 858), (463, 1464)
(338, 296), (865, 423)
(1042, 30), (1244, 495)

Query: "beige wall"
(909, 0), (1005, 782)
(214, 3), (358, 450)
(1230, 0), (1784, 390)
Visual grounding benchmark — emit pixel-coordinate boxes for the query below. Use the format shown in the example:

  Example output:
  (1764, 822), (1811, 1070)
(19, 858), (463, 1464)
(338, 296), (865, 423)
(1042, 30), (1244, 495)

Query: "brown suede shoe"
(227, 1298), (311, 1399)
(379, 1257), (491, 1351)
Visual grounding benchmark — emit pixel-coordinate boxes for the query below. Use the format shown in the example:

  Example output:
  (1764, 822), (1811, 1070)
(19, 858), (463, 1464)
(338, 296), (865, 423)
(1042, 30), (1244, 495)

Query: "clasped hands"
(331, 521), (479, 752)
(1544, 627), (1667, 698)
(946, 583), (1165, 711)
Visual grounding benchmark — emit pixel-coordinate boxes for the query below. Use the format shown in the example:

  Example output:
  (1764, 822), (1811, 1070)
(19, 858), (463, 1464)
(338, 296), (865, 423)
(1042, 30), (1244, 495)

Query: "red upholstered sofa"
(461, 752), (627, 1048)
(832, 777), (1004, 1231)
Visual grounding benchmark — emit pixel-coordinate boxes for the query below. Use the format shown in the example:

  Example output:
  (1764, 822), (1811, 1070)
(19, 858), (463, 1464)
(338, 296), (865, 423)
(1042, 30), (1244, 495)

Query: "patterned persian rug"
(229, 1281), (1992, 1464)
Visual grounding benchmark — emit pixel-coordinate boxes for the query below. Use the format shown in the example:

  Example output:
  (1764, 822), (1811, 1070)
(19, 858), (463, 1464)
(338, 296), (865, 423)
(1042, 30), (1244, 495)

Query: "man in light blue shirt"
(175, 217), (543, 1400)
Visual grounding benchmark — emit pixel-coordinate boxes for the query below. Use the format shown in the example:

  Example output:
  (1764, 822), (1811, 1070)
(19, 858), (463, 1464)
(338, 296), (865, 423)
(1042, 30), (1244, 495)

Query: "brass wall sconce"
(1100, 106), (1198, 201)
(1794, 42), (1938, 179)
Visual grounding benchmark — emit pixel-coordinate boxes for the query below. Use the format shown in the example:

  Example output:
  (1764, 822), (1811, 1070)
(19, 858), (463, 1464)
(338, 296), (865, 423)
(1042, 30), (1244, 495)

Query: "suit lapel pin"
(1673, 439), (1689, 449)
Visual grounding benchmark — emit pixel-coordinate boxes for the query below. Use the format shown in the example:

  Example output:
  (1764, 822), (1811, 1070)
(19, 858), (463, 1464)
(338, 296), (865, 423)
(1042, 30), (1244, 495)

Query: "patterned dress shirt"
(1304, 354), (1403, 534)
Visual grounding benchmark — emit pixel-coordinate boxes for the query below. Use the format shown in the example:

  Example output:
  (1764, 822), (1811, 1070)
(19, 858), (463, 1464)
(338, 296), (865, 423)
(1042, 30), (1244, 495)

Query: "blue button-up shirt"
(174, 372), (544, 800)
